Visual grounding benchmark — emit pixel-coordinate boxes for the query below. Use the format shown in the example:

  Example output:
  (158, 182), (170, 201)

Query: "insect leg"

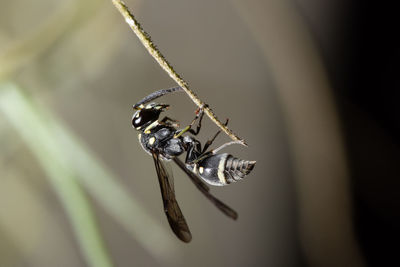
(160, 116), (180, 127)
(161, 116), (178, 123)
(184, 118), (229, 165)
(187, 107), (205, 135)
(211, 140), (243, 154)
(174, 106), (205, 138)
(184, 137), (202, 163)
(201, 118), (229, 153)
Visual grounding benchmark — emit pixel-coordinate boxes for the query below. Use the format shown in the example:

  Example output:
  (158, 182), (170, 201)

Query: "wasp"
(132, 87), (256, 242)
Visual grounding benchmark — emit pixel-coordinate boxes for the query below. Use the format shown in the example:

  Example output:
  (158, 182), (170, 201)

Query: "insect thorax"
(138, 122), (185, 160)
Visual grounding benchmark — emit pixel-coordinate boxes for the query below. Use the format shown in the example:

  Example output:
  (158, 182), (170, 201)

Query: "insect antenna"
(133, 86), (184, 109)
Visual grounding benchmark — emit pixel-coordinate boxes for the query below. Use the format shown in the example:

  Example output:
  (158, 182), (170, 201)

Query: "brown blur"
(2, 0), (397, 267)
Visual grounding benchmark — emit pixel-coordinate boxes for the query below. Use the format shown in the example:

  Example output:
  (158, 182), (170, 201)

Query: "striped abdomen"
(224, 155), (256, 184)
(194, 153), (256, 186)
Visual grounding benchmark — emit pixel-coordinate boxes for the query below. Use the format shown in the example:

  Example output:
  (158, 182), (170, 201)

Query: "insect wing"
(152, 152), (192, 242)
(173, 157), (238, 220)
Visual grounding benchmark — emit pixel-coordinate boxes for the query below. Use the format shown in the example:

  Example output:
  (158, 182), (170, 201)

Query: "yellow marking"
(199, 166), (204, 174)
(217, 155), (227, 185)
(146, 103), (153, 109)
(149, 137), (156, 145)
(193, 164), (198, 174)
(144, 120), (159, 134)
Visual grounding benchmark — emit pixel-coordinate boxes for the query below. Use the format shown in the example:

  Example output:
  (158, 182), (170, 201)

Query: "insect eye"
(132, 108), (159, 128)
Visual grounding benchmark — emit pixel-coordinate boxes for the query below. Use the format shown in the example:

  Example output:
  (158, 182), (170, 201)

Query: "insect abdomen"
(224, 155), (256, 184)
(197, 153), (256, 186)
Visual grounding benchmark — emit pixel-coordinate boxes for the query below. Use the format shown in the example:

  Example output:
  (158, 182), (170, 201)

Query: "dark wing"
(173, 157), (238, 220)
(152, 152), (192, 242)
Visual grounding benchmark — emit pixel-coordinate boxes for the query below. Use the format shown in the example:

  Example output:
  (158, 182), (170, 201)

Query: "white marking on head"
(217, 154), (228, 185)
(138, 104), (144, 109)
(149, 137), (156, 145)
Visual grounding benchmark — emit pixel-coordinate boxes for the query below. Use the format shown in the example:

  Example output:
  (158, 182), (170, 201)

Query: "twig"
(111, 0), (247, 146)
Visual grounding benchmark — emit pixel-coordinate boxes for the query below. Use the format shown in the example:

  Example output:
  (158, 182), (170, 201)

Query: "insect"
(132, 87), (256, 242)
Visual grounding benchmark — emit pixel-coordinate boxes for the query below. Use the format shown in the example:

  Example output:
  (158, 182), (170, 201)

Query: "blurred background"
(0, 0), (398, 266)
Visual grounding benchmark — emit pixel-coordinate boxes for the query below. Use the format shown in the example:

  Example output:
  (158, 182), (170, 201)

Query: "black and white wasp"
(132, 87), (256, 242)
